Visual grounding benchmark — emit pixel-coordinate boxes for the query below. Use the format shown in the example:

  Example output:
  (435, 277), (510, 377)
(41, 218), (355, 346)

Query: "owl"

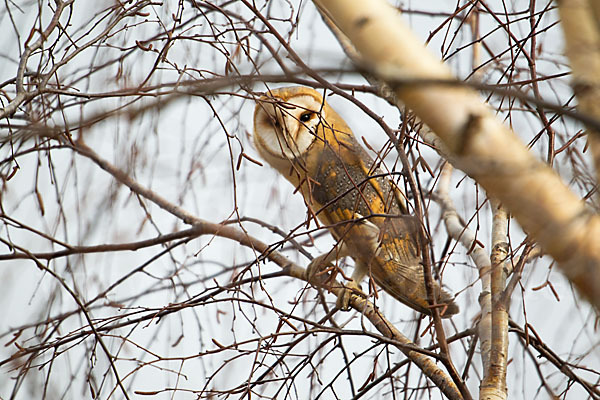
(252, 86), (458, 318)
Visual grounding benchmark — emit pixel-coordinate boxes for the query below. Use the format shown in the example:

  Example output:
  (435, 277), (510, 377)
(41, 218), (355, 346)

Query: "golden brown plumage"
(253, 86), (457, 317)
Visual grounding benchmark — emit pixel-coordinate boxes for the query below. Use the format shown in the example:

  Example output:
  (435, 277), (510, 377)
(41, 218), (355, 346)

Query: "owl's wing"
(374, 216), (458, 317)
(312, 134), (457, 316)
(322, 207), (458, 317)
(339, 136), (404, 215)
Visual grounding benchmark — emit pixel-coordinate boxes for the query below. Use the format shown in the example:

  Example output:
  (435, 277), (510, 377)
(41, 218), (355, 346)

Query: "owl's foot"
(305, 253), (331, 283)
(305, 244), (349, 283)
(336, 280), (363, 311)
(305, 244), (361, 310)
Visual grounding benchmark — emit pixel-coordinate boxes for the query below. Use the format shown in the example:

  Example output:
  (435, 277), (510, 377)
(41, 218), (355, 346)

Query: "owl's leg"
(336, 260), (368, 310)
(305, 242), (350, 282)
(336, 215), (380, 310)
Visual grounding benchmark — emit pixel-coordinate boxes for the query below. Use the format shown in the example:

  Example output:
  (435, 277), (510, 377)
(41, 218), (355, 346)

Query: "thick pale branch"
(437, 164), (494, 383)
(314, 0), (600, 310)
(437, 164), (491, 274)
(558, 0), (600, 186)
(480, 201), (509, 400)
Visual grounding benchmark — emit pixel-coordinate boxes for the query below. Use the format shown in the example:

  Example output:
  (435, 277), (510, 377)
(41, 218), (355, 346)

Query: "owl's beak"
(258, 96), (300, 140)
(253, 100), (298, 161)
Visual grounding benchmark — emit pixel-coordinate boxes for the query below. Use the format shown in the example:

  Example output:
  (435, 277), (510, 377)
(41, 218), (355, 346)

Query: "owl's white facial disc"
(254, 94), (324, 160)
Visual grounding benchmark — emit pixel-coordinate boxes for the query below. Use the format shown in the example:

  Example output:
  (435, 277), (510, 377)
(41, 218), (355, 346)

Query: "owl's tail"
(435, 285), (459, 318)
(374, 272), (459, 318)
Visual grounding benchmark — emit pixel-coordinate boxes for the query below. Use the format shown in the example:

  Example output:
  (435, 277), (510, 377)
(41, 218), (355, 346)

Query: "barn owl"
(252, 86), (458, 317)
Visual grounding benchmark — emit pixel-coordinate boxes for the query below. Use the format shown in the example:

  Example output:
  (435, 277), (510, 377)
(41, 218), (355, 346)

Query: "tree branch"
(313, 0), (600, 311)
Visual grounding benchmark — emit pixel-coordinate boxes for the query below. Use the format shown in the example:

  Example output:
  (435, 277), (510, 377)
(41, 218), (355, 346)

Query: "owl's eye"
(299, 112), (313, 123)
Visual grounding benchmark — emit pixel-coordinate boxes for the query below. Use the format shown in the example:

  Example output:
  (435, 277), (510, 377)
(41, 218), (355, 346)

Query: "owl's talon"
(305, 254), (330, 282)
(336, 280), (363, 311)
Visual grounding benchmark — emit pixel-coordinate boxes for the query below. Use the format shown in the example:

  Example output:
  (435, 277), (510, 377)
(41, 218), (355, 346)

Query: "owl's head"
(253, 86), (329, 165)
